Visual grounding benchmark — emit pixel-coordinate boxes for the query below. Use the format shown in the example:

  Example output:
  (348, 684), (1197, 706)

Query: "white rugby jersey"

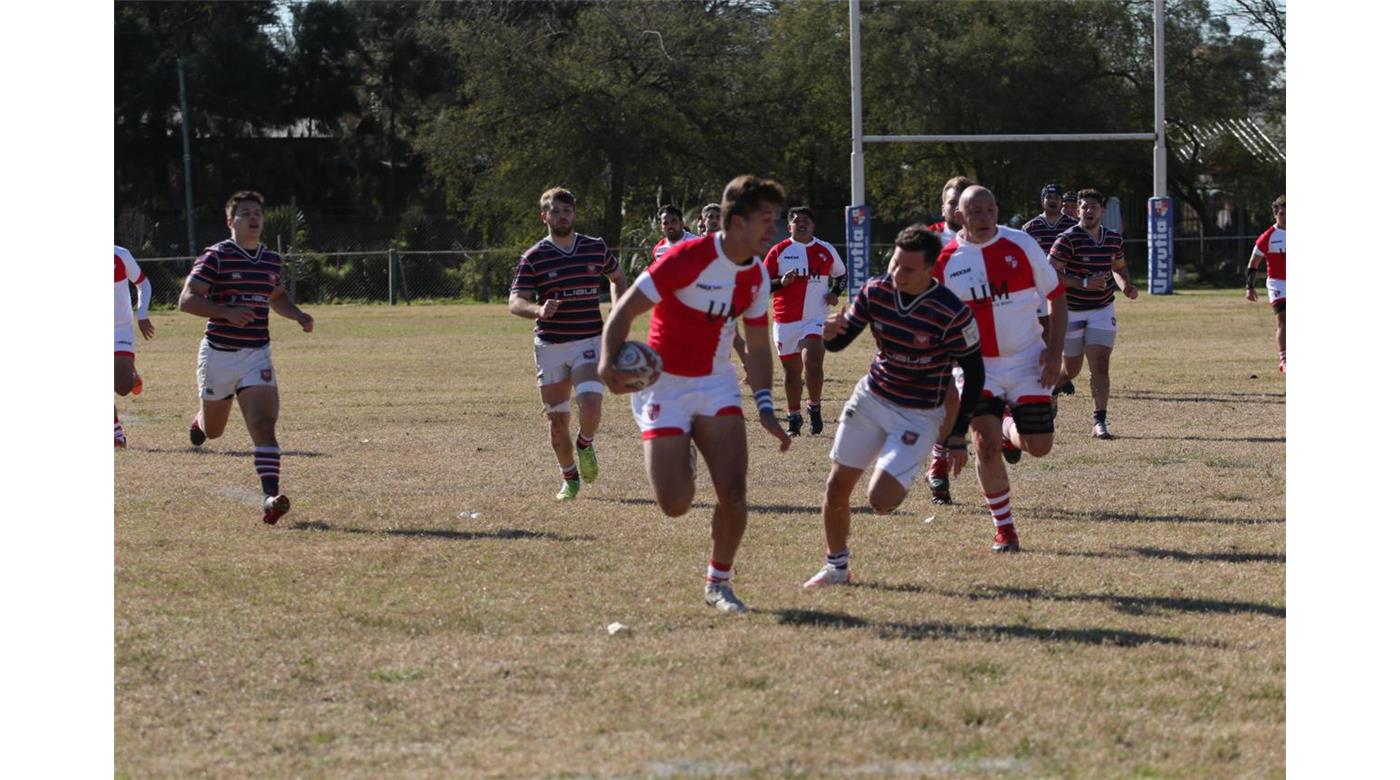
(933, 226), (1064, 358)
(763, 237), (846, 323)
(652, 231), (699, 262)
(114, 245), (148, 328)
(636, 234), (769, 377)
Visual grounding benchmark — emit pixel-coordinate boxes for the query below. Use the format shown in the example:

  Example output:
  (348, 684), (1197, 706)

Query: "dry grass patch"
(117, 291), (1283, 777)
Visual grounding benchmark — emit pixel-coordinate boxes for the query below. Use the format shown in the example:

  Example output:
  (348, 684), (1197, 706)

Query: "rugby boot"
(992, 524), (1021, 553)
(786, 411), (803, 436)
(262, 494), (291, 526)
(556, 479), (580, 501)
(928, 472), (952, 505)
(1092, 420), (1113, 440)
(577, 444), (598, 483)
(808, 405), (824, 435)
(704, 583), (749, 614)
(802, 564), (852, 589)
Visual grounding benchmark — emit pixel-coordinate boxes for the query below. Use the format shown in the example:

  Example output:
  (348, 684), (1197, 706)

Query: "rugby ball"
(615, 340), (663, 392)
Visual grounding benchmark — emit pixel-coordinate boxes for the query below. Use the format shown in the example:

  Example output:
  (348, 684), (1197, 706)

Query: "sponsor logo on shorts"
(902, 431), (919, 445)
(205, 387), (216, 396)
(583, 350), (597, 359)
(261, 369), (273, 382)
(647, 403), (660, 421)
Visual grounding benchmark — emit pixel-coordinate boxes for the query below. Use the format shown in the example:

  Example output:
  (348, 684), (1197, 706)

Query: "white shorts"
(1064, 303), (1117, 356)
(197, 340), (276, 400)
(630, 366), (743, 439)
(773, 318), (824, 358)
(115, 322), (136, 356)
(1266, 278), (1285, 309)
(534, 336), (600, 386)
(830, 376), (946, 489)
(984, 345), (1054, 406)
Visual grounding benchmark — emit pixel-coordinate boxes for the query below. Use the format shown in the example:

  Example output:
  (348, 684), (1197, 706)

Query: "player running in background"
(803, 225), (984, 586)
(1245, 195), (1286, 373)
(697, 202), (722, 236)
(1061, 190), (1080, 222)
(509, 187), (629, 501)
(599, 174), (792, 615)
(1049, 188), (1138, 440)
(934, 187), (1066, 552)
(763, 206), (846, 436)
(114, 245), (154, 448)
(180, 191), (315, 525)
(925, 175), (977, 505)
(1021, 183), (1079, 332)
(652, 204), (698, 262)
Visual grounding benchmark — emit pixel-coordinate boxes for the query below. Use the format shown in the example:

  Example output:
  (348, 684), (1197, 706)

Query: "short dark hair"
(894, 224), (942, 266)
(1272, 195), (1286, 214)
(1077, 188), (1105, 207)
(720, 175), (786, 228)
(539, 187), (575, 210)
(657, 204), (682, 221)
(225, 190), (264, 217)
(787, 206), (814, 222)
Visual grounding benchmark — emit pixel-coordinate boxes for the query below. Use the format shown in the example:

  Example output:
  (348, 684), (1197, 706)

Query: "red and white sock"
(984, 489), (1014, 528)
(706, 559), (733, 585)
(929, 443), (949, 476)
(561, 463), (579, 481)
(575, 432), (594, 450)
(255, 445), (282, 496)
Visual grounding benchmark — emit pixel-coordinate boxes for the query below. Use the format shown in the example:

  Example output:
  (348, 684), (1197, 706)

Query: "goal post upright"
(845, 0), (1175, 295)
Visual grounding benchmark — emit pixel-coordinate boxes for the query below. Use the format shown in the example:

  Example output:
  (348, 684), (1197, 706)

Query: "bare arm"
(1111, 256), (1137, 299)
(1040, 294), (1068, 387)
(179, 277), (255, 327)
(508, 291), (559, 321)
(597, 285), (657, 394)
(742, 317), (792, 452)
(269, 285), (314, 332)
(606, 265), (628, 304)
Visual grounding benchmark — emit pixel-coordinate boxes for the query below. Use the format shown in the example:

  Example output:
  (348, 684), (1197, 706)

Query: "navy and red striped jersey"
(188, 240), (283, 349)
(511, 234), (620, 344)
(1049, 225), (1126, 311)
(1021, 213), (1078, 255)
(843, 275), (980, 409)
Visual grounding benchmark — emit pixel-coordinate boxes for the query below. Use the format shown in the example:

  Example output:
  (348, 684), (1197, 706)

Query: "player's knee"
(1023, 435), (1054, 458)
(868, 487), (905, 515)
(658, 495), (692, 518)
(114, 380), (133, 396)
(975, 437), (1001, 463)
(712, 478), (747, 509)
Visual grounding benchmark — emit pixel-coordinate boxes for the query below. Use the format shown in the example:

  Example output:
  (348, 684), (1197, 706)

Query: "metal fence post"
(388, 247), (398, 306)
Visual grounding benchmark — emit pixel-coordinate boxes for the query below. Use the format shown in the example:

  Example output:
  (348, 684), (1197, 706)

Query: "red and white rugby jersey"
(652, 231), (698, 262)
(114, 245), (145, 328)
(763, 237), (846, 323)
(1253, 225), (1285, 281)
(934, 226), (1064, 358)
(636, 233), (770, 377)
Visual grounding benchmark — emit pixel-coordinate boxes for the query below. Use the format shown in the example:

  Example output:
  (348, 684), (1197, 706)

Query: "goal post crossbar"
(863, 132), (1156, 144)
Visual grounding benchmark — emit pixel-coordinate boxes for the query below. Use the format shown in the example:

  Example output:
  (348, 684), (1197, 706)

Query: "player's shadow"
(947, 585), (1284, 619)
(289, 520), (593, 542)
(850, 580), (937, 594)
(1118, 390), (1286, 405)
(1114, 434), (1285, 444)
(1044, 546), (1285, 564)
(138, 447), (330, 457)
(1026, 506), (1283, 525)
(768, 608), (1193, 647)
(612, 497), (873, 516)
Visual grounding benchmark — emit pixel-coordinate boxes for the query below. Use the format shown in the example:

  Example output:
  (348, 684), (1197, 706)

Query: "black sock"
(1093, 409), (1107, 424)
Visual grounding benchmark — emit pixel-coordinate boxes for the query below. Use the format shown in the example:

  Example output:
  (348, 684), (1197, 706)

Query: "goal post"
(846, 0), (1174, 298)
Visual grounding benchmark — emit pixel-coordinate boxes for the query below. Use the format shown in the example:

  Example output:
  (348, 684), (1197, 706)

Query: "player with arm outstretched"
(180, 191), (314, 525)
(1246, 195), (1286, 373)
(802, 225), (985, 587)
(114, 245), (155, 447)
(508, 187), (629, 501)
(599, 175), (792, 615)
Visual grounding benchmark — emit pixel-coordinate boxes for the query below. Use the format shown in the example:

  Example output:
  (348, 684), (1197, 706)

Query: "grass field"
(115, 290), (1284, 778)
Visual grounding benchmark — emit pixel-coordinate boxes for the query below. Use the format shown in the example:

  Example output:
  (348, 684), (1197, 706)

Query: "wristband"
(1245, 268), (1257, 289)
(754, 389), (774, 415)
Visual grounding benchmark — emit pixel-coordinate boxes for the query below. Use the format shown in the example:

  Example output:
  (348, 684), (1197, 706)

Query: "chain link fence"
(134, 235), (1260, 308)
